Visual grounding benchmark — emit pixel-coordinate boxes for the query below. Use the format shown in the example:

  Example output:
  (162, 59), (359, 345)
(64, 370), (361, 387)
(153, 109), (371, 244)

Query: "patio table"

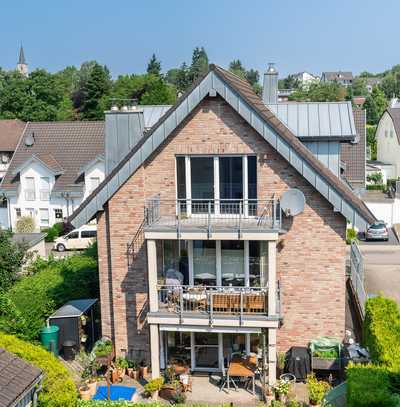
(227, 358), (256, 394)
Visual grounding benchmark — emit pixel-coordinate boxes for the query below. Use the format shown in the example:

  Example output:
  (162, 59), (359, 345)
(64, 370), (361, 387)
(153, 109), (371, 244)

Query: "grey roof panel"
(142, 106), (172, 129)
(49, 299), (97, 318)
(267, 101), (356, 140)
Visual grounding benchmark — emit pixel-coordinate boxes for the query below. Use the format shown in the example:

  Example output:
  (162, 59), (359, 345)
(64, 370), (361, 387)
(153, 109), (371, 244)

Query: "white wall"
(377, 112), (400, 177)
(365, 199), (400, 227)
(8, 160), (105, 231)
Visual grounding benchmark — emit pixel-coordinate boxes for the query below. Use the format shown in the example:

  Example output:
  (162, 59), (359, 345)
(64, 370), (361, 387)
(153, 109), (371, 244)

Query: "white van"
(53, 225), (97, 252)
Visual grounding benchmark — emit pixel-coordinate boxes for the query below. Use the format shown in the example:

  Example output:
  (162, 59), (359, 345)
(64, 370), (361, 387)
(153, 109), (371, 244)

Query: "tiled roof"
(322, 71), (353, 81)
(1, 121), (104, 194)
(0, 120), (26, 151)
(340, 108), (366, 189)
(0, 348), (42, 407)
(386, 108), (400, 145)
(70, 64), (376, 227)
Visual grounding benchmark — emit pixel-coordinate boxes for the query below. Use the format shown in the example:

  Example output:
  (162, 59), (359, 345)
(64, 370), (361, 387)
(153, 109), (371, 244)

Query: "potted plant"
(79, 384), (92, 400)
(94, 340), (114, 366)
(81, 315), (87, 326)
(86, 376), (98, 397)
(307, 374), (331, 406)
(110, 367), (120, 384)
(127, 359), (139, 379)
(144, 377), (164, 400)
(274, 379), (290, 404)
(115, 357), (129, 379)
(139, 359), (149, 378)
(276, 351), (286, 377)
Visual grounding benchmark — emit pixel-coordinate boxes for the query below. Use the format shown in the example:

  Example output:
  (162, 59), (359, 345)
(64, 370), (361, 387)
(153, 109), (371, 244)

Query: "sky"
(1, 0), (399, 79)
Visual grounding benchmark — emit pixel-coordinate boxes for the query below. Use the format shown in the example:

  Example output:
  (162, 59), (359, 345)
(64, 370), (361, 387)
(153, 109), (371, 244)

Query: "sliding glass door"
(191, 157), (214, 214)
(221, 241), (245, 286)
(219, 157), (243, 214)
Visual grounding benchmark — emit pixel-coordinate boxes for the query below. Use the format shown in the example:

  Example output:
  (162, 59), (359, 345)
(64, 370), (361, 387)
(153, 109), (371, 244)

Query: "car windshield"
(370, 223), (385, 229)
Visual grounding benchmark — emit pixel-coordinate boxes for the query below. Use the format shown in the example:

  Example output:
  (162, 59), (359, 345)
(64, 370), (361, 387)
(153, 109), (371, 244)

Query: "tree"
(289, 81), (346, 102)
(81, 63), (111, 120)
(0, 231), (26, 292)
(147, 53), (162, 76)
(229, 60), (261, 94)
(364, 86), (387, 125)
(350, 77), (368, 97)
(188, 46), (209, 82)
(140, 75), (176, 105)
(166, 63), (190, 92)
(229, 59), (246, 79)
(279, 75), (300, 90)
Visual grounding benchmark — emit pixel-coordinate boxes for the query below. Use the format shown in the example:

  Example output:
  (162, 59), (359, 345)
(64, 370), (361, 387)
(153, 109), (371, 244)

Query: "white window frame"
(89, 177), (101, 194)
(24, 177), (36, 201)
(178, 155), (255, 217)
(40, 177), (50, 201)
(188, 240), (251, 287)
(39, 208), (49, 226)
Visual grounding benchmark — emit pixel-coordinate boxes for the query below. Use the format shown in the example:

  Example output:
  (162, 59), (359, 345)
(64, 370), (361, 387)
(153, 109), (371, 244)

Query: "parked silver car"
(366, 221), (389, 241)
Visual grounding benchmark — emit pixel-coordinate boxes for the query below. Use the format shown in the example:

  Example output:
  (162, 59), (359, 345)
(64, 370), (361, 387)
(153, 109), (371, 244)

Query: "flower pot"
(131, 369), (139, 380)
(159, 384), (178, 401)
(79, 386), (92, 400)
(111, 370), (119, 384)
(140, 365), (148, 378)
(151, 392), (159, 401)
(117, 368), (125, 379)
(127, 368), (133, 377)
(86, 381), (97, 396)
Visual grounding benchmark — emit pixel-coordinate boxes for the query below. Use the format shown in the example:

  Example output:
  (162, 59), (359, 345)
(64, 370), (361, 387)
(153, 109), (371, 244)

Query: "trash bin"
(63, 340), (76, 361)
(40, 325), (60, 356)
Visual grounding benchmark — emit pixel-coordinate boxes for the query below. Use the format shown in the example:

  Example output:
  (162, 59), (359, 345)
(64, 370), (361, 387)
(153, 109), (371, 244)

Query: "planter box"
(312, 357), (341, 371)
(95, 348), (115, 367)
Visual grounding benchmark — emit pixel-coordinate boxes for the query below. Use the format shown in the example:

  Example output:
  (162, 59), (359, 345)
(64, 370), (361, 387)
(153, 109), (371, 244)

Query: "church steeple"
(16, 45), (28, 77)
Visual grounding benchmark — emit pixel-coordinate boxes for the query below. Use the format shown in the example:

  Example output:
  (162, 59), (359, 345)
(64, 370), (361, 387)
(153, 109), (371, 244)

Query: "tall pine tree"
(147, 54), (162, 76)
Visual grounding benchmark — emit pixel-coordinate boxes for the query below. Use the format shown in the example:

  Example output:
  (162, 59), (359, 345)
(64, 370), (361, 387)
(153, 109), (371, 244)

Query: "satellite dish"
(24, 132), (35, 147)
(280, 189), (305, 216)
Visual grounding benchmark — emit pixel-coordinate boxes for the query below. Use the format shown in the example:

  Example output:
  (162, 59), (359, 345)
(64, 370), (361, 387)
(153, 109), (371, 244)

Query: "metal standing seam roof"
(69, 64), (376, 231)
(49, 299), (98, 319)
(0, 348), (42, 407)
(142, 106), (172, 129)
(267, 102), (356, 140)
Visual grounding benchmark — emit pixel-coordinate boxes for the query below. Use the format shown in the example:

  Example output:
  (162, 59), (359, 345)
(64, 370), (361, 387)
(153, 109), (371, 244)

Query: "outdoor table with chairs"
(226, 355), (257, 394)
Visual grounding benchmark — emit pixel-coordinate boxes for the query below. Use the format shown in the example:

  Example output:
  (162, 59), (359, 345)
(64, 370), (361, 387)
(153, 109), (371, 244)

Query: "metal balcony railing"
(144, 197), (282, 236)
(157, 285), (272, 323)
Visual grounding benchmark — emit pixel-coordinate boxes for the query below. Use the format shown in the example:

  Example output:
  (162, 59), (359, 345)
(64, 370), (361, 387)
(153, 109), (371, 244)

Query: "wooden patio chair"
(228, 293), (241, 313)
(245, 293), (266, 313)
(212, 293), (229, 313)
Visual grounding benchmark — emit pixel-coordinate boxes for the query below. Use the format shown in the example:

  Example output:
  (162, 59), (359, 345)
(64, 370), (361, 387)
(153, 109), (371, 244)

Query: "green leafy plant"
(126, 358), (138, 369)
(346, 228), (359, 245)
(15, 215), (35, 233)
(144, 377), (164, 396)
(366, 184), (386, 191)
(0, 331), (77, 406)
(115, 356), (129, 369)
(43, 222), (63, 242)
(313, 349), (339, 359)
(277, 351), (286, 370)
(94, 340), (113, 357)
(0, 251), (98, 340)
(271, 401), (284, 407)
(274, 379), (290, 396)
(307, 374), (331, 406)
(367, 171), (383, 185)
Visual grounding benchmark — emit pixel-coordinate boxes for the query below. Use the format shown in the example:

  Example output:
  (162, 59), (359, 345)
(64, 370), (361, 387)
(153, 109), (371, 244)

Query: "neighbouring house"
(0, 120), (26, 229)
(321, 71), (353, 87)
(375, 100), (400, 178)
(0, 348), (43, 407)
(0, 122), (105, 231)
(292, 71), (319, 86)
(70, 64), (375, 386)
(365, 77), (381, 93)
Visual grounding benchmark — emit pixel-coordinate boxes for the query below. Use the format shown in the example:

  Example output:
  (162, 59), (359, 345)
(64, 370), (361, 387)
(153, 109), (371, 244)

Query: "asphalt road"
(359, 244), (400, 304)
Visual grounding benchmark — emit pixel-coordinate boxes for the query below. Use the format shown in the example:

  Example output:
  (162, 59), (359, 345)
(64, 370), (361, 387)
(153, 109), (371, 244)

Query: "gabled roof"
(78, 154), (104, 177)
(70, 65), (376, 230)
(322, 71), (353, 81)
(1, 121), (104, 195)
(0, 348), (42, 407)
(12, 153), (64, 176)
(267, 101), (356, 141)
(0, 120), (26, 151)
(386, 108), (400, 144)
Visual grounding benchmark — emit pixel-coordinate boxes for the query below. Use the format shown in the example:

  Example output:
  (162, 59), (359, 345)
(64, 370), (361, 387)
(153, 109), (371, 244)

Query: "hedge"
(366, 184), (386, 191)
(363, 296), (400, 370)
(0, 332), (77, 407)
(0, 248), (98, 340)
(347, 363), (397, 407)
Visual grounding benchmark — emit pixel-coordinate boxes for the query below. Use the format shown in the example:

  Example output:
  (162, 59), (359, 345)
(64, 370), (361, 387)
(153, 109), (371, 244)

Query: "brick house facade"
(71, 65), (374, 384)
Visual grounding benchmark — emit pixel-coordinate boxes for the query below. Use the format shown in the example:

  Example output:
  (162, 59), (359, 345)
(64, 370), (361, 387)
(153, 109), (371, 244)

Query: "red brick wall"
(97, 96), (346, 358)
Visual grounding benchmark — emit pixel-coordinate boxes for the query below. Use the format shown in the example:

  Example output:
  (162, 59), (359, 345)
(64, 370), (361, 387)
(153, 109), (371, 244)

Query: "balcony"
(144, 197), (282, 238)
(148, 284), (282, 328)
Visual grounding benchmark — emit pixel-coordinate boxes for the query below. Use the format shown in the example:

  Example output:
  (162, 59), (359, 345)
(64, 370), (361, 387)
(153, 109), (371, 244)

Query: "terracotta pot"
(159, 385), (178, 401)
(127, 368), (133, 377)
(79, 386), (92, 400)
(139, 365), (148, 378)
(117, 368), (125, 379)
(111, 370), (119, 383)
(86, 381), (97, 396)
(131, 369), (140, 380)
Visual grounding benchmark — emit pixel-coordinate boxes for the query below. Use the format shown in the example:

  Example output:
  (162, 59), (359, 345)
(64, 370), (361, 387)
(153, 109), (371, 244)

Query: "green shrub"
(347, 363), (397, 407)
(144, 377), (164, 395)
(346, 228), (358, 245)
(43, 223), (63, 242)
(367, 171), (383, 185)
(0, 332), (77, 407)
(15, 215), (36, 233)
(307, 374), (331, 405)
(363, 296), (400, 369)
(366, 184), (386, 191)
(0, 252), (98, 340)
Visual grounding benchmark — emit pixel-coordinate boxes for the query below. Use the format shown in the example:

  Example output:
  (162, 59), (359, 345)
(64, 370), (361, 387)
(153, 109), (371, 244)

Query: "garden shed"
(48, 298), (99, 356)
